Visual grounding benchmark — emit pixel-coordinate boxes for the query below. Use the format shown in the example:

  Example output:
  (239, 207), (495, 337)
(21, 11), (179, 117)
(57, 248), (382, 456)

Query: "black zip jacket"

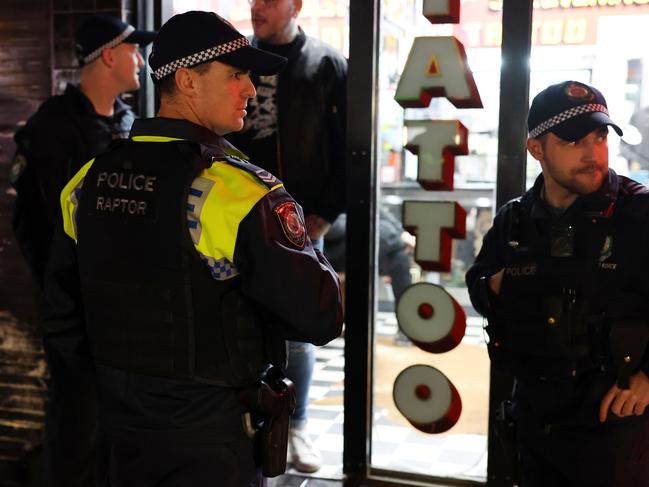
(10, 84), (134, 287)
(228, 28), (347, 224)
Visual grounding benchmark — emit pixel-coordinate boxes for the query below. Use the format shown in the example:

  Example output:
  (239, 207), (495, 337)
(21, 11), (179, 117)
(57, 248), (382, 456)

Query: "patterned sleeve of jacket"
(234, 184), (344, 345)
(314, 51), (348, 223)
(465, 202), (513, 318)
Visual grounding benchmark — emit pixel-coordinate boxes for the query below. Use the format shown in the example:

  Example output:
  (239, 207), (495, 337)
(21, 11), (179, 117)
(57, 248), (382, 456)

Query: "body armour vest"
(493, 200), (616, 377)
(75, 140), (283, 387)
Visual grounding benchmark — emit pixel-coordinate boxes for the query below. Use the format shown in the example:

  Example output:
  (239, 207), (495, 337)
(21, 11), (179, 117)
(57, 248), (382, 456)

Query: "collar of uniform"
(528, 168), (618, 219)
(129, 117), (237, 149)
(64, 83), (131, 117)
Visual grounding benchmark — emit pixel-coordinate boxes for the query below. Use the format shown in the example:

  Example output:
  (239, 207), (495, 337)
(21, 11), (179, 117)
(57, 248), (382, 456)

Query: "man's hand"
(599, 370), (649, 422)
(305, 214), (331, 241)
(488, 269), (505, 295)
(400, 231), (416, 253)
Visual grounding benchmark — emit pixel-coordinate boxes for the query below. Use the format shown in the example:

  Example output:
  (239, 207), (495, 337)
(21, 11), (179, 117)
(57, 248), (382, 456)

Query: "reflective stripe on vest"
(60, 158), (94, 242)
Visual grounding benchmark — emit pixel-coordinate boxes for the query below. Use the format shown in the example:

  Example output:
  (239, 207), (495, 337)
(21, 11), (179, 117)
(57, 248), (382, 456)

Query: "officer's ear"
(527, 137), (544, 162)
(292, 0), (302, 17)
(174, 68), (199, 98)
(100, 47), (116, 68)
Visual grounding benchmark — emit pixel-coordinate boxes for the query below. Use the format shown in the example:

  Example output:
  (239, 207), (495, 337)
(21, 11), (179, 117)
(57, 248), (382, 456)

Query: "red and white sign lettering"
(393, 365), (462, 434)
(396, 283), (466, 353)
(395, 36), (483, 109)
(423, 0), (461, 24)
(402, 201), (466, 272)
(404, 119), (469, 190)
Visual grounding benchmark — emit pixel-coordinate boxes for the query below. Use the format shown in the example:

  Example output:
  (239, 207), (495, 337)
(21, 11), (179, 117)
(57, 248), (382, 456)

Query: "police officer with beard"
(44, 11), (343, 487)
(467, 81), (649, 487)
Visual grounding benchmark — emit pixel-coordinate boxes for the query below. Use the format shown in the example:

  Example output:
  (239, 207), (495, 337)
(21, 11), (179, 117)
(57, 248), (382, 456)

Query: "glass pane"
(528, 2), (649, 189)
(371, 0), (498, 482)
(166, 0), (349, 479)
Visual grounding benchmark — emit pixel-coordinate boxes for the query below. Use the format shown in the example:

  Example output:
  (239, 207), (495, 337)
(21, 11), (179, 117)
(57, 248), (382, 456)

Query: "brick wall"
(0, 1), (52, 484)
(0, 0), (135, 483)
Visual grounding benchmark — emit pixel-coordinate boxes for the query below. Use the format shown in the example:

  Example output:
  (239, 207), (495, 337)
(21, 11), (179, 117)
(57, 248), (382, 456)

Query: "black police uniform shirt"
(10, 83), (134, 287)
(46, 117), (343, 433)
(466, 169), (649, 425)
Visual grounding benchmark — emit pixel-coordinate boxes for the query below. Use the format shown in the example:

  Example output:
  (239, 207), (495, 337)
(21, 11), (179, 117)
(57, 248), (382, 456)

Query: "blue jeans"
(285, 341), (315, 425)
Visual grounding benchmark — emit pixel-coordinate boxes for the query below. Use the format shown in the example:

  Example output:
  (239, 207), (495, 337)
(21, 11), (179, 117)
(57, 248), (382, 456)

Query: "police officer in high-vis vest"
(44, 10), (343, 487)
(467, 81), (649, 487)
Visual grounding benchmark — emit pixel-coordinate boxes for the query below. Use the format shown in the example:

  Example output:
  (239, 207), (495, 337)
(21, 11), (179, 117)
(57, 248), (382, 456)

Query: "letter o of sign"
(393, 364), (462, 434)
(395, 282), (466, 353)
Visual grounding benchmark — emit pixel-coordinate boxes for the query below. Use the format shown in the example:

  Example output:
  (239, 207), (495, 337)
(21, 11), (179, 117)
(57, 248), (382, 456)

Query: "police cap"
(528, 80), (623, 142)
(75, 14), (156, 67)
(149, 10), (287, 84)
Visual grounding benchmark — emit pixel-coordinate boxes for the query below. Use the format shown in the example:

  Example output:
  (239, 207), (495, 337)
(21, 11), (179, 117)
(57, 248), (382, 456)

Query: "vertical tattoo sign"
(391, 0), (483, 435)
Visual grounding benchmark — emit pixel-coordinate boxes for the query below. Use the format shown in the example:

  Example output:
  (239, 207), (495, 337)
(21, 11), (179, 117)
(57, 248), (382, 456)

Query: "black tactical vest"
(75, 139), (284, 387)
(493, 200), (615, 377)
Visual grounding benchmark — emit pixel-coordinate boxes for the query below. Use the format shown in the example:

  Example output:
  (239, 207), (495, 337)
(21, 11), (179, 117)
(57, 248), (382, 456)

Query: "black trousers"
(42, 338), (98, 487)
(102, 427), (260, 487)
(517, 418), (649, 487)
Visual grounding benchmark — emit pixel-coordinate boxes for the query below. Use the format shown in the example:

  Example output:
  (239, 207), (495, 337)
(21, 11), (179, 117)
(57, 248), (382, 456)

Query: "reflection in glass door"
(371, 0), (502, 483)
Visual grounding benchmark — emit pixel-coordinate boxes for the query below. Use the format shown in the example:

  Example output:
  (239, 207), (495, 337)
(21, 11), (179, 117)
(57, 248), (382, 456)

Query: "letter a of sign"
(423, 0), (460, 24)
(395, 37), (483, 109)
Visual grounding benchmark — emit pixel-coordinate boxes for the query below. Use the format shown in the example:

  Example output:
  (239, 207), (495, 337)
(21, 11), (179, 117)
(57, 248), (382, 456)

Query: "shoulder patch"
(9, 153), (28, 186)
(275, 201), (306, 249)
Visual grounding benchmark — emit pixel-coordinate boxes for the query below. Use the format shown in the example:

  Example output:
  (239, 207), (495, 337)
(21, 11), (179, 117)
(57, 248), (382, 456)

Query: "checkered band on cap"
(529, 103), (609, 138)
(152, 37), (250, 81)
(82, 25), (135, 64)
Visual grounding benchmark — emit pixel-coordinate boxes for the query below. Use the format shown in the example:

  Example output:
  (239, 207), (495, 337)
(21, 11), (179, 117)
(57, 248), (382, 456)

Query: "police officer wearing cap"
(467, 80), (649, 486)
(44, 10), (343, 487)
(9, 14), (155, 487)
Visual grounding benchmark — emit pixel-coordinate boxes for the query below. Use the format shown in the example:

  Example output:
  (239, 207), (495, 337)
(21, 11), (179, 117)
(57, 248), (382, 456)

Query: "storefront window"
(370, 0), (496, 482)
(525, 0), (649, 188)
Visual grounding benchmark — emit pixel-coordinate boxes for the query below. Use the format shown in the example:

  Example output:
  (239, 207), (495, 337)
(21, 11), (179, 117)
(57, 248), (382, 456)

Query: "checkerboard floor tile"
(281, 317), (488, 483)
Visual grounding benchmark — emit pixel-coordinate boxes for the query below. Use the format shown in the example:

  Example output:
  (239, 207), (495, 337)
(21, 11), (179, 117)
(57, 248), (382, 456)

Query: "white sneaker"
(288, 426), (322, 473)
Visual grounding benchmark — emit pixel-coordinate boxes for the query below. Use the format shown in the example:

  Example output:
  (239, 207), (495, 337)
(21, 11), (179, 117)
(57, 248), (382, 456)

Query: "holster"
(240, 366), (296, 477)
(494, 400), (520, 485)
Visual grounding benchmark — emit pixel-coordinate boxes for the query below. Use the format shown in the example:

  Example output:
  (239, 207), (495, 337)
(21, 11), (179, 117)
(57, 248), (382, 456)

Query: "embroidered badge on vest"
(275, 201), (306, 249)
(599, 235), (613, 262)
(9, 153), (27, 186)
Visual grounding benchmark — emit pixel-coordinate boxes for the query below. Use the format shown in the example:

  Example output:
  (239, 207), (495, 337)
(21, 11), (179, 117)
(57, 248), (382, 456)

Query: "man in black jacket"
(466, 80), (649, 486)
(9, 14), (155, 487)
(228, 0), (347, 473)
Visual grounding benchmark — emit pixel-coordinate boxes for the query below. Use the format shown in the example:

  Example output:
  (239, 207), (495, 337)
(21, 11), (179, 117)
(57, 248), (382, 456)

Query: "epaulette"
(201, 144), (281, 190)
